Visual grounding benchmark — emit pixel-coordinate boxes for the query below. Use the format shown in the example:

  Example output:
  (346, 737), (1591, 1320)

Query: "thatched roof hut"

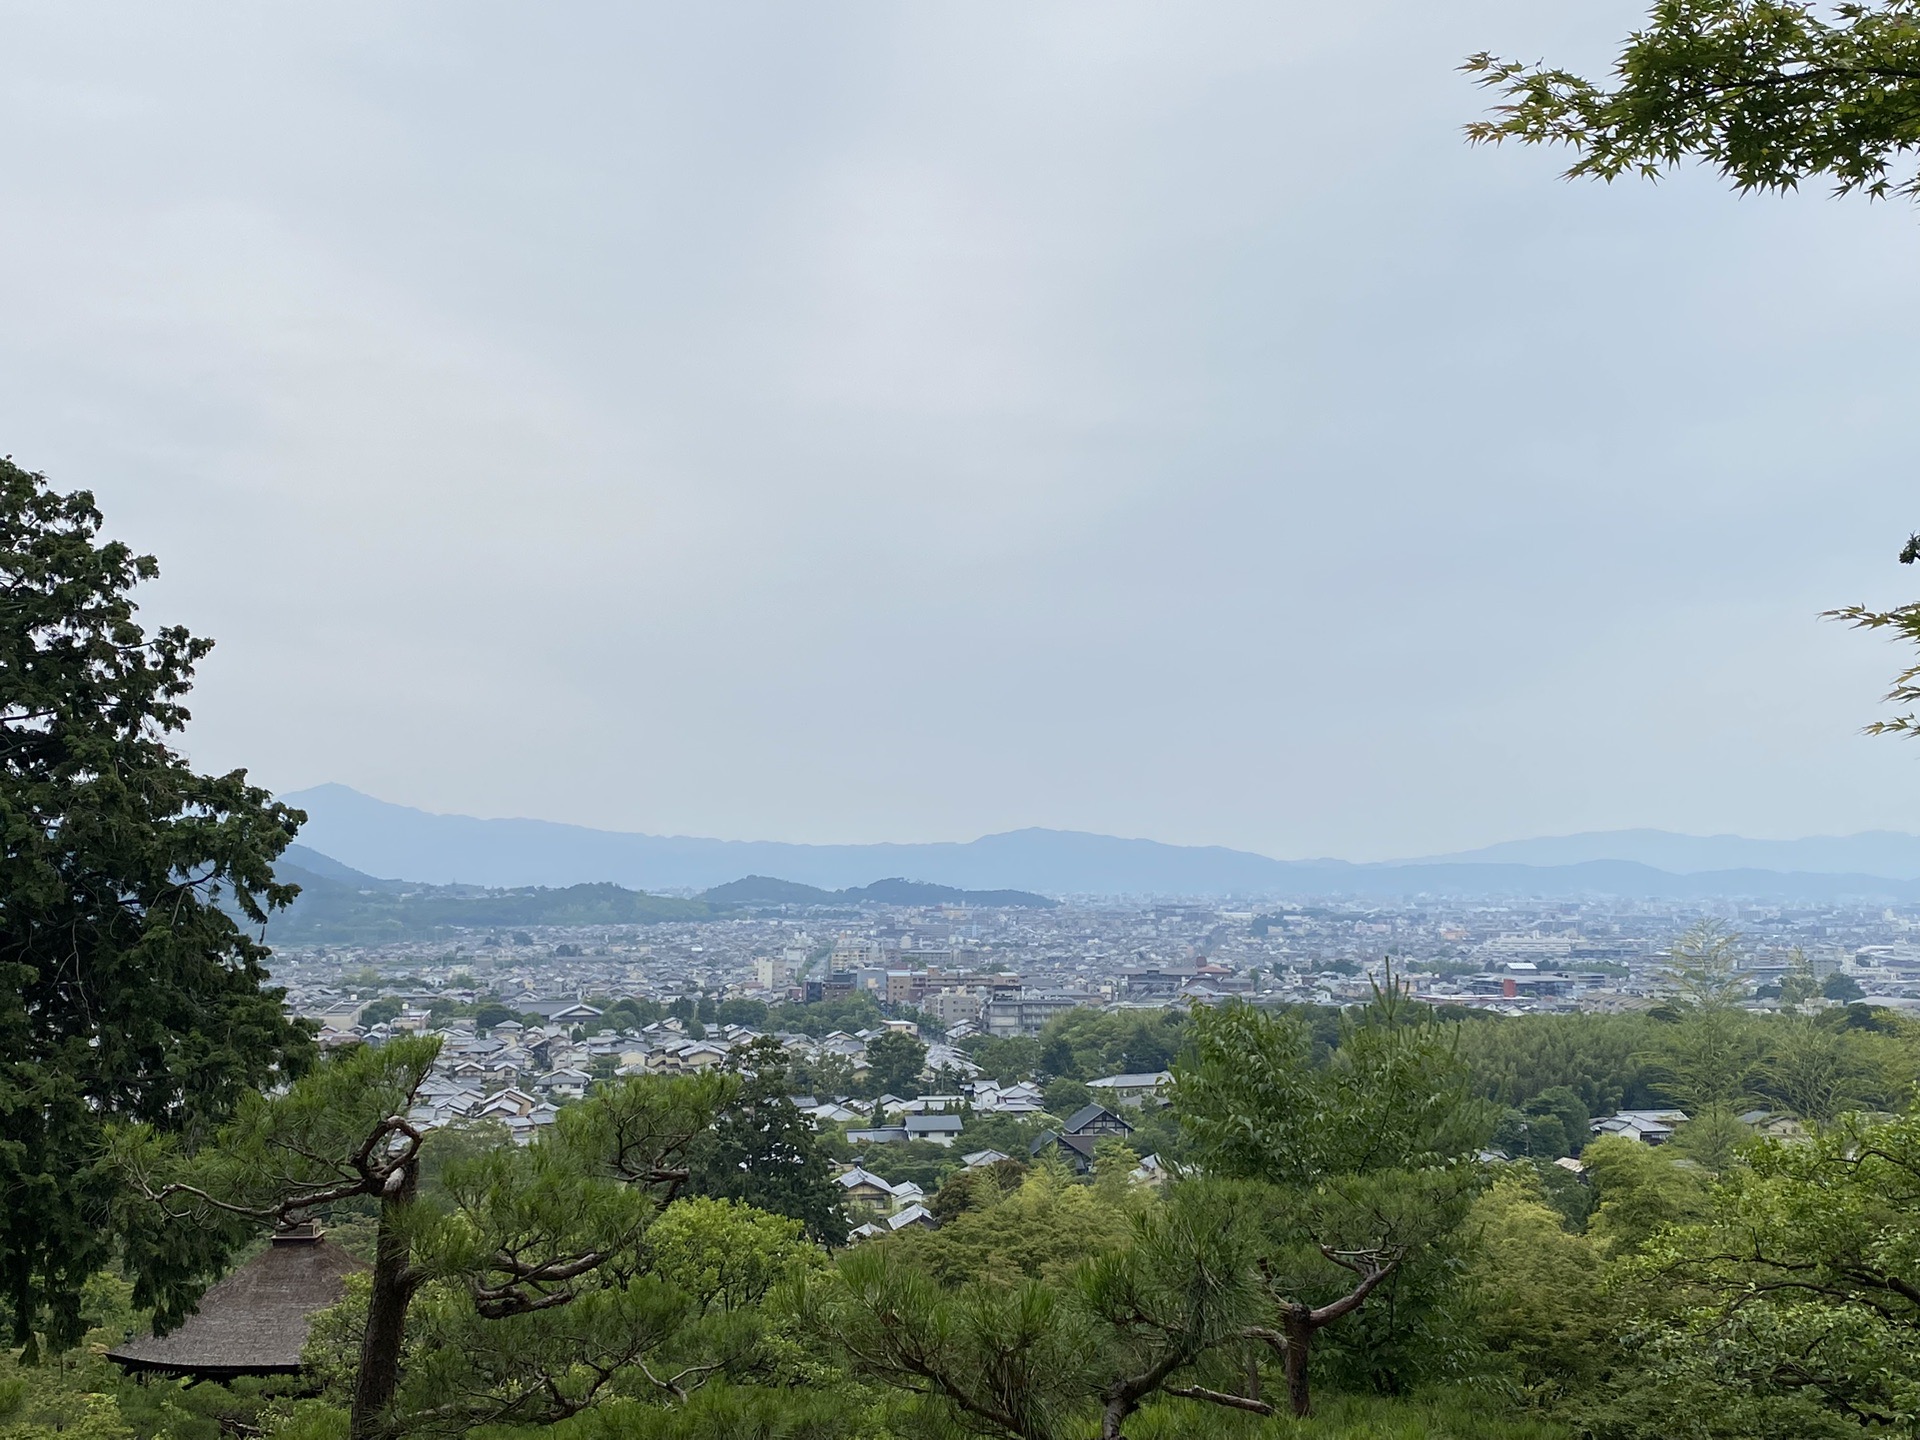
(108, 1227), (366, 1380)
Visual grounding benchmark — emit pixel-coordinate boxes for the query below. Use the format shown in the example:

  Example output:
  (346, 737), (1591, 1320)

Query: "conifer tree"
(0, 459), (313, 1355)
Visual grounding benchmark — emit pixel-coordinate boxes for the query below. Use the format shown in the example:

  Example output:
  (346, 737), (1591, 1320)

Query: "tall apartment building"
(922, 988), (985, 1027)
(984, 992), (1091, 1037)
(805, 973), (857, 1002)
(832, 935), (885, 970)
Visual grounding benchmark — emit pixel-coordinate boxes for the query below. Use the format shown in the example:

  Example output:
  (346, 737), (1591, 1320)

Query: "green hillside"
(267, 865), (711, 942)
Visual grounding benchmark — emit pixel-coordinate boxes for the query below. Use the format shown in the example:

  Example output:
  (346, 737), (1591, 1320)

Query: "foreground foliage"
(1607, 1110), (1920, 1432)
(1466, 0), (1920, 201)
(13, 988), (1920, 1440)
(1465, 1), (1920, 732)
(116, 1042), (732, 1440)
(0, 460), (315, 1355)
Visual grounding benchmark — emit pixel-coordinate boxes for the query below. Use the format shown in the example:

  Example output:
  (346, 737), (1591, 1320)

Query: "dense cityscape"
(250, 892), (1920, 1196)
(278, 891), (1920, 1041)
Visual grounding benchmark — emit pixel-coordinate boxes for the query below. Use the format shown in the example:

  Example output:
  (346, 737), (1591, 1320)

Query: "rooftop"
(107, 1230), (365, 1379)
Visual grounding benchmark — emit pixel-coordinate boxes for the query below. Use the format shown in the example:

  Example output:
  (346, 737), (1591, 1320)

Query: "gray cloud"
(2, 0), (1916, 860)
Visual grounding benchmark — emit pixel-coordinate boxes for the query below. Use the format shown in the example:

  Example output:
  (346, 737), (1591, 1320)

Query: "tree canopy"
(684, 1037), (849, 1245)
(17, 976), (1920, 1440)
(0, 460), (314, 1355)
(1465, 0), (1920, 201)
(116, 1044), (732, 1440)
(1465, 0), (1920, 734)
(862, 1030), (928, 1099)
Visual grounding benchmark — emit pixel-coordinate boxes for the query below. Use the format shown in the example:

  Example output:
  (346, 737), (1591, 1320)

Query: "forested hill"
(265, 849), (1052, 942)
(267, 848), (712, 942)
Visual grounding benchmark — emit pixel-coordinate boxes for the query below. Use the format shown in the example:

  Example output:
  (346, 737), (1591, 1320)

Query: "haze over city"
(5, 2), (1920, 861)
(20, 5), (1920, 1439)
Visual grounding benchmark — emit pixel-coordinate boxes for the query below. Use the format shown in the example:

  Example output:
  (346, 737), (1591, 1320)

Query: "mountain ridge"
(279, 785), (1920, 901)
(1421, 828), (1920, 878)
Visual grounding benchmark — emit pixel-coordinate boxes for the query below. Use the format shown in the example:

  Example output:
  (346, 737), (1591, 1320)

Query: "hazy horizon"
(285, 781), (1920, 869)
(6, 2), (1919, 862)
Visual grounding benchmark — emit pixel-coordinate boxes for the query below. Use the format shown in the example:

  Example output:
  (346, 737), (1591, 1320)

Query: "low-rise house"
(436, 1088), (486, 1119)
(886, 1203), (936, 1231)
(806, 1101), (864, 1125)
(1063, 1103), (1134, 1140)
(534, 1067), (594, 1100)
(1177, 980), (1237, 1003)
(1029, 1130), (1100, 1174)
(647, 1041), (730, 1074)
(522, 1000), (605, 1026)
(1086, 1072), (1171, 1108)
(904, 1114), (964, 1147)
(970, 1080), (1044, 1115)
(849, 1203), (940, 1242)
(1129, 1153), (1169, 1186)
(1737, 1109), (1808, 1140)
(836, 1166), (907, 1214)
(890, 1180), (926, 1208)
(846, 1125), (911, 1146)
(1591, 1108), (1688, 1144)
(475, 1087), (541, 1120)
(923, 1045), (983, 1081)
(897, 1094), (967, 1114)
(502, 1105), (560, 1146)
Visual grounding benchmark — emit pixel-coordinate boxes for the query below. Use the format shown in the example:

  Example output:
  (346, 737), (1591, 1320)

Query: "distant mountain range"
(1422, 829), (1920, 877)
(281, 784), (1308, 894)
(278, 785), (1920, 903)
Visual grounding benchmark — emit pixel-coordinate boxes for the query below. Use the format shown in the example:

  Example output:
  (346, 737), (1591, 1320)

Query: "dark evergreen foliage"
(684, 1037), (850, 1246)
(0, 459), (314, 1354)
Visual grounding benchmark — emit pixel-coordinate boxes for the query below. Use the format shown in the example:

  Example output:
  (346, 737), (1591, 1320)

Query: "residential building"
(904, 1114), (964, 1147)
(983, 991), (1091, 1038)
(1086, 1072), (1171, 1108)
(1591, 1108), (1688, 1144)
(923, 988), (985, 1027)
(1063, 1103), (1134, 1140)
(832, 936), (884, 970)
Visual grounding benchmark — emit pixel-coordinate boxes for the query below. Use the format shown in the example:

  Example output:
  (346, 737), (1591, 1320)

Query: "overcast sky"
(4, 1), (1919, 861)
